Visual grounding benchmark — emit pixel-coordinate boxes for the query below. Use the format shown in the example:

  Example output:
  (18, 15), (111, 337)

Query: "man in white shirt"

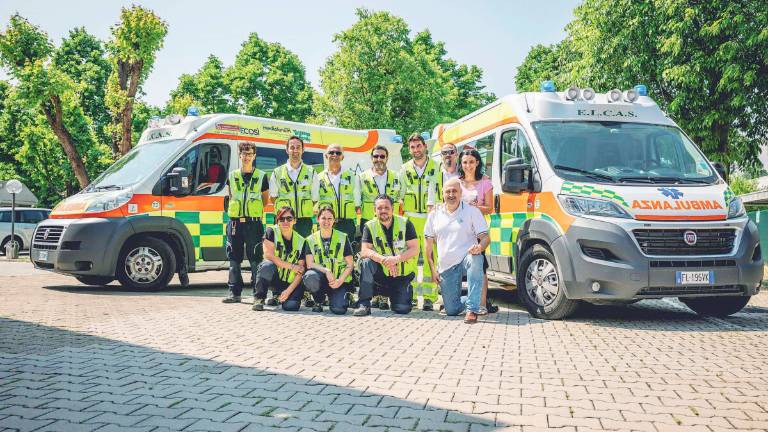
(424, 178), (490, 323)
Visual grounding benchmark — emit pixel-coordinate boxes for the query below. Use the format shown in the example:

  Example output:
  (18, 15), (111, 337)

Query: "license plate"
(37, 250), (48, 261)
(676, 271), (713, 285)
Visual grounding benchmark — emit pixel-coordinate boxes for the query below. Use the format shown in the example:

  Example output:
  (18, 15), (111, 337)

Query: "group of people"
(223, 133), (493, 323)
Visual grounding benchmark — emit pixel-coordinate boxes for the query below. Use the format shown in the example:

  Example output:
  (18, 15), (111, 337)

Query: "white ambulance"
(429, 82), (762, 319)
(30, 112), (401, 290)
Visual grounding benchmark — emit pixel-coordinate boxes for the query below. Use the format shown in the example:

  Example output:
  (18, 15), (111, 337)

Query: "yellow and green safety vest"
(227, 169), (265, 219)
(307, 229), (352, 282)
(315, 169), (356, 219)
(365, 215), (416, 277)
(273, 163), (314, 218)
(400, 158), (439, 214)
(271, 226), (306, 283)
(360, 169), (401, 220)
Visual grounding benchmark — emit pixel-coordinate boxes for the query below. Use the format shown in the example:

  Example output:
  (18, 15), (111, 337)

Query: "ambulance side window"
(501, 129), (533, 167)
(168, 147), (199, 194)
(194, 144), (230, 195)
(466, 133), (495, 177)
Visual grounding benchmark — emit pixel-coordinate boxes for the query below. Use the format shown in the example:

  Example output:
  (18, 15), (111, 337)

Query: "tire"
(116, 236), (176, 291)
(75, 276), (114, 286)
(679, 296), (751, 317)
(516, 243), (579, 320)
(0, 235), (22, 256)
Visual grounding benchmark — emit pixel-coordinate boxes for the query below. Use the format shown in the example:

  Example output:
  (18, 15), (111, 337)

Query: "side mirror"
(502, 158), (532, 193)
(166, 167), (190, 196)
(712, 161), (727, 182)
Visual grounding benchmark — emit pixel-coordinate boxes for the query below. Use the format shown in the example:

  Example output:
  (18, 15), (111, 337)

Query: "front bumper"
(30, 218), (134, 277)
(552, 216), (763, 300)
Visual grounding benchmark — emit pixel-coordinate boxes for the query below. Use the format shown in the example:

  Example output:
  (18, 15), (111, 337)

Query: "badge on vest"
(394, 240), (405, 249)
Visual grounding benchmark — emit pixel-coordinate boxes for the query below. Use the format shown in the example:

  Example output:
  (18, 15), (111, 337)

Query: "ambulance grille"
(33, 225), (64, 248)
(636, 284), (744, 297)
(633, 229), (735, 256)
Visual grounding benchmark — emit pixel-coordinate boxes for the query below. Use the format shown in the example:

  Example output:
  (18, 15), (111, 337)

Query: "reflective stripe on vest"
(366, 215), (416, 277)
(360, 169), (401, 220)
(400, 159), (438, 213)
(307, 229), (351, 282)
(315, 170), (356, 219)
(274, 163), (314, 218)
(272, 226), (306, 283)
(227, 169), (265, 218)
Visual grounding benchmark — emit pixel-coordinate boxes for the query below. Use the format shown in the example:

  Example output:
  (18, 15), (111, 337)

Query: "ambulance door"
(163, 142), (231, 266)
(490, 127), (535, 276)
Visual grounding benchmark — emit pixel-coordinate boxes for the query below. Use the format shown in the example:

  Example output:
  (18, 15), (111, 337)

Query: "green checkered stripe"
(560, 181), (629, 208)
(142, 210), (228, 261)
(724, 187), (735, 205)
(488, 212), (558, 259)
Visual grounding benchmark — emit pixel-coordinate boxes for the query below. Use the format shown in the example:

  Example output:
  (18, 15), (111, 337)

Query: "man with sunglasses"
(269, 135), (316, 238)
(311, 144), (361, 242)
(223, 142), (270, 304)
(427, 143), (460, 211)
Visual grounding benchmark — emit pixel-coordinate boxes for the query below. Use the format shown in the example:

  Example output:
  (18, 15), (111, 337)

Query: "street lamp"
(4, 179), (22, 259)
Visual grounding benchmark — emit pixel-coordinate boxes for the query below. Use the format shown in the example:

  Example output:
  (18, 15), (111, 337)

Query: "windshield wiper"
(554, 165), (616, 182)
(91, 185), (123, 191)
(618, 176), (711, 184)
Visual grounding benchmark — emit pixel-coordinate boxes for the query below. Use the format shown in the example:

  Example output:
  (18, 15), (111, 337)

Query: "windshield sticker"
(560, 181), (629, 208)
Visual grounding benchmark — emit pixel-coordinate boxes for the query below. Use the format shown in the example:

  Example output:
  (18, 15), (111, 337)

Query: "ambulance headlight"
(559, 195), (631, 219)
(85, 190), (133, 213)
(582, 88), (596, 100)
(624, 89), (639, 102)
(566, 86), (580, 101)
(607, 89), (622, 103)
(727, 197), (745, 219)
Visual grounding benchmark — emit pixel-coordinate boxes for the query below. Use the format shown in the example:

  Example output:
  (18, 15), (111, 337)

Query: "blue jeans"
(439, 254), (484, 315)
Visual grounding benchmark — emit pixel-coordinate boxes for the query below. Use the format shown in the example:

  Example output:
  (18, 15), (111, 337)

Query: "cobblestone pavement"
(1, 262), (768, 431)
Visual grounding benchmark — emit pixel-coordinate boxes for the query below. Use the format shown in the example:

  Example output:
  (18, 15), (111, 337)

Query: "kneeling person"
(355, 195), (419, 316)
(302, 206), (355, 314)
(253, 206), (308, 311)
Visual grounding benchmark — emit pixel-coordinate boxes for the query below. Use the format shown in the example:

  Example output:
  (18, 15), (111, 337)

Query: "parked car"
(0, 208), (51, 254)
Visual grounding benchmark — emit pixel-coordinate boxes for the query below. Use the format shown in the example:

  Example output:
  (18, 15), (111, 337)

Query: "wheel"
(0, 235), (22, 256)
(516, 244), (579, 319)
(679, 296), (751, 317)
(116, 236), (176, 291)
(75, 276), (114, 286)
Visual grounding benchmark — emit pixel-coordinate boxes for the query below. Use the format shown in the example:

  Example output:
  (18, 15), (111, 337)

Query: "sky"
(0, 0), (579, 108)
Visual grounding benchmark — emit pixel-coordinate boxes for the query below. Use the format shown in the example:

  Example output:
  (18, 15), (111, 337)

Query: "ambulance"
(30, 111), (401, 290)
(429, 82), (763, 319)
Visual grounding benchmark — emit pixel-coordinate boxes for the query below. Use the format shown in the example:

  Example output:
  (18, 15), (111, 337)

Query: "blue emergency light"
(540, 80), (556, 92)
(187, 106), (200, 116)
(634, 84), (648, 96)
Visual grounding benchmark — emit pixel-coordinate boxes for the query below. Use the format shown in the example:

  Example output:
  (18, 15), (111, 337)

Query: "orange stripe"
(438, 116), (517, 146)
(498, 191), (575, 232)
(635, 214), (727, 221)
(193, 130), (380, 153)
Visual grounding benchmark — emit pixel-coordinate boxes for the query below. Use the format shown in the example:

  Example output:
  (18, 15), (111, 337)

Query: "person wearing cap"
(222, 142), (270, 304)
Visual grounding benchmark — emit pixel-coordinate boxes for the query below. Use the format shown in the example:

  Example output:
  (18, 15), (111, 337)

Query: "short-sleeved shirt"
(307, 233), (354, 259)
(424, 202), (489, 273)
(361, 218), (417, 250)
(263, 227), (308, 260)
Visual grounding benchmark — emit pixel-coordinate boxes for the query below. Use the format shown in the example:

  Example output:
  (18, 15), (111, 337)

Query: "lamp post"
(4, 179), (22, 259)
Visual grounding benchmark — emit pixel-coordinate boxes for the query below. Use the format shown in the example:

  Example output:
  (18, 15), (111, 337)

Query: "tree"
(105, 5), (167, 155)
(167, 54), (235, 115)
(515, 41), (578, 92)
(0, 14), (90, 188)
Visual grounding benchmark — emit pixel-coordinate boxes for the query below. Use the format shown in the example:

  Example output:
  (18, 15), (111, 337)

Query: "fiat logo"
(683, 230), (697, 246)
(42, 228), (50, 240)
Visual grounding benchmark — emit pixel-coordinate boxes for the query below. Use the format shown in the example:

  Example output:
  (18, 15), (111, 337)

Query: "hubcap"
(525, 258), (559, 307)
(125, 246), (163, 284)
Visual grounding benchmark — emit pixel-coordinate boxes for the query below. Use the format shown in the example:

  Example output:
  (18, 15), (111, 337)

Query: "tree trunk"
(117, 59), (143, 156)
(42, 97), (90, 189)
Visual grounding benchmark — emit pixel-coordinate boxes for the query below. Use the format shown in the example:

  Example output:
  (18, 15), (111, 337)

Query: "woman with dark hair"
(252, 206), (308, 312)
(458, 148), (497, 314)
(302, 205), (355, 314)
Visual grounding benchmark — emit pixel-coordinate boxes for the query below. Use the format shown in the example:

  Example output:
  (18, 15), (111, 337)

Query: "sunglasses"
(441, 150), (456, 156)
(278, 216), (294, 222)
(372, 154), (387, 159)
(327, 150), (342, 156)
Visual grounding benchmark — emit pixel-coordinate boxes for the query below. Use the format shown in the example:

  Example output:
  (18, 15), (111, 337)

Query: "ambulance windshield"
(84, 140), (186, 192)
(532, 121), (717, 185)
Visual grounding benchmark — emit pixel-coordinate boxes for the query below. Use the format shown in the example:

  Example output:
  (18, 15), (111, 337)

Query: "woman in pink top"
(459, 148), (496, 314)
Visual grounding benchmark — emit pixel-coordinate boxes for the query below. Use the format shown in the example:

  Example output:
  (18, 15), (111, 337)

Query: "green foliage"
(728, 174), (759, 196)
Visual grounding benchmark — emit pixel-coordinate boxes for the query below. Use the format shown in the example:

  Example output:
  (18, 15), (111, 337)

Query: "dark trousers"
(253, 261), (305, 311)
(358, 258), (414, 314)
(226, 219), (264, 297)
(302, 270), (350, 315)
(294, 217), (314, 238)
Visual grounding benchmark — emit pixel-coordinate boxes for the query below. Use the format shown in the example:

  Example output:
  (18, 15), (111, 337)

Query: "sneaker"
(422, 299), (434, 311)
(379, 299), (389, 310)
(252, 298), (265, 311)
(312, 305), (323, 313)
(488, 303), (499, 314)
(464, 311), (478, 324)
(266, 298), (278, 306)
(303, 298), (315, 307)
(222, 296), (241, 304)
(353, 305), (371, 316)
(371, 298), (380, 309)
(477, 306), (488, 316)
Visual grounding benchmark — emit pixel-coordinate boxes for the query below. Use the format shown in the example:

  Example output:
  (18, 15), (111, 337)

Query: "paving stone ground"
(1, 262), (768, 431)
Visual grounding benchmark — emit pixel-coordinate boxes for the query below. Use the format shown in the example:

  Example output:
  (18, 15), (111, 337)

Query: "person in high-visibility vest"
(311, 144), (361, 242)
(398, 133), (440, 311)
(252, 206), (308, 311)
(426, 143), (460, 210)
(269, 135), (316, 238)
(354, 194), (420, 316)
(302, 206), (355, 315)
(222, 142), (270, 304)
